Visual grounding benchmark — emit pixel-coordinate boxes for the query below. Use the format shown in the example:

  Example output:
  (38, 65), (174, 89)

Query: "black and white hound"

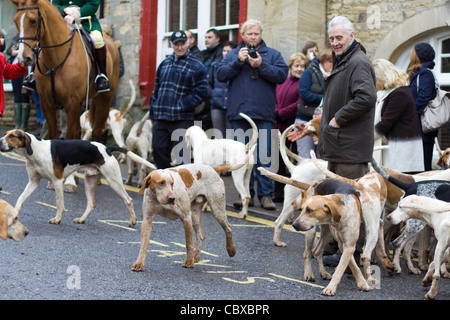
(0, 129), (156, 226)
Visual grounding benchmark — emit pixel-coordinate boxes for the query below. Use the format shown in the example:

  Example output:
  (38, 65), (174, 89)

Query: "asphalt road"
(0, 132), (448, 312)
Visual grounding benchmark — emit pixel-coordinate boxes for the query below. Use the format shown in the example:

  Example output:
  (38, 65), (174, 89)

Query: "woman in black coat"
(408, 42), (438, 171)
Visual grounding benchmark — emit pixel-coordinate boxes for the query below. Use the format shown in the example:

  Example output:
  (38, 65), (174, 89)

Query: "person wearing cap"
(216, 19), (289, 211)
(149, 30), (209, 169)
(408, 42), (438, 171)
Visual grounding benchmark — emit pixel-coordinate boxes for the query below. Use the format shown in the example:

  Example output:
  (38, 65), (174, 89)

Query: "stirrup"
(22, 73), (36, 92)
(95, 74), (110, 93)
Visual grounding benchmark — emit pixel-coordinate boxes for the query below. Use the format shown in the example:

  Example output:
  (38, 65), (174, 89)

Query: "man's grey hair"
(327, 16), (355, 36)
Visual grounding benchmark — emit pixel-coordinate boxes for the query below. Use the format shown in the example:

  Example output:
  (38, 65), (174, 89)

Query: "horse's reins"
(17, 6), (77, 108)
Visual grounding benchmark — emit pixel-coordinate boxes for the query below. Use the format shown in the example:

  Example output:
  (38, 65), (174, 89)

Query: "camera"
(248, 45), (257, 59)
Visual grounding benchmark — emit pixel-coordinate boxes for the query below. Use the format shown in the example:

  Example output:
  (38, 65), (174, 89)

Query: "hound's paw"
(73, 218), (85, 224)
(182, 259), (195, 268)
(128, 218), (137, 227)
(303, 273), (315, 282)
(273, 240), (287, 247)
(321, 286), (336, 296)
(49, 218), (61, 224)
(131, 262), (145, 272)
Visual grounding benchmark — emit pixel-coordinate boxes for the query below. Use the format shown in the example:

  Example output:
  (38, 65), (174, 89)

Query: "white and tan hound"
(185, 112), (257, 219)
(0, 198), (28, 242)
(0, 129), (156, 226)
(292, 181), (369, 296)
(131, 163), (245, 271)
(387, 195), (450, 300)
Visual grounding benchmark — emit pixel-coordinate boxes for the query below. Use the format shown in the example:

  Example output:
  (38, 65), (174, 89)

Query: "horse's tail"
(109, 146), (157, 170)
(118, 80), (136, 119)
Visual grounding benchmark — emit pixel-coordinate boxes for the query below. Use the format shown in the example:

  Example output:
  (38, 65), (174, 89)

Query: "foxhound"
(0, 197), (28, 242)
(372, 158), (450, 274)
(387, 195), (450, 300)
(131, 163), (245, 271)
(125, 111), (153, 187)
(272, 124), (326, 247)
(292, 180), (369, 296)
(0, 129), (156, 226)
(259, 160), (395, 286)
(185, 112), (257, 219)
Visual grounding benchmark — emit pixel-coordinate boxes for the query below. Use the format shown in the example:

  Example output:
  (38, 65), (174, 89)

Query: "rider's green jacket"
(52, 0), (102, 35)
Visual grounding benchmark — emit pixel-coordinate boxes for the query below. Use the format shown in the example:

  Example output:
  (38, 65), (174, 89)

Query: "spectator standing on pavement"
(149, 30), (209, 169)
(185, 30), (202, 59)
(373, 58), (424, 173)
(217, 19), (289, 210)
(272, 52), (305, 202)
(6, 34), (31, 130)
(408, 43), (438, 171)
(302, 41), (319, 65)
(294, 46), (333, 157)
(0, 34), (28, 119)
(196, 28), (223, 130)
(317, 15), (377, 179)
(208, 41), (237, 138)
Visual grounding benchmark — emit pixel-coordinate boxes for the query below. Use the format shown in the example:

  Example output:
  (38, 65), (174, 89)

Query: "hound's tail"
(109, 146), (157, 170)
(257, 166), (310, 190)
(371, 157), (409, 191)
(213, 145), (255, 173)
(118, 80), (136, 119)
(279, 125), (306, 173)
(239, 113), (258, 153)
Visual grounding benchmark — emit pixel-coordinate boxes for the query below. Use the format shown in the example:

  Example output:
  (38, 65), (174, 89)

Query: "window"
(168, 0), (198, 32)
(210, 0), (240, 43)
(441, 38), (450, 73)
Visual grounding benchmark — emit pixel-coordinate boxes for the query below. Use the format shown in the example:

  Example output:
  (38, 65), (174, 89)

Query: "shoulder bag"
(419, 72), (450, 133)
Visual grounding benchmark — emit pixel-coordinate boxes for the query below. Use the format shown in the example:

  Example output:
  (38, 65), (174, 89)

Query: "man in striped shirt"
(150, 30), (210, 169)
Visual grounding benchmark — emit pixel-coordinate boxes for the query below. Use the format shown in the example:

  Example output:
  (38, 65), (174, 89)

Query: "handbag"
(418, 72), (450, 133)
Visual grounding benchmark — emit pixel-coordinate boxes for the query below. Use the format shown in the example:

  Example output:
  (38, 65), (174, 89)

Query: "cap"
(171, 30), (187, 44)
(414, 42), (435, 63)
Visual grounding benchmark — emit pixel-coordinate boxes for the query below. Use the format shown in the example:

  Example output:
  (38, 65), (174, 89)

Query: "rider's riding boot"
(20, 103), (30, 131)
(94, 46), (110, 93)
(13, 104), (22, 129)
(22, 72), (36, 92)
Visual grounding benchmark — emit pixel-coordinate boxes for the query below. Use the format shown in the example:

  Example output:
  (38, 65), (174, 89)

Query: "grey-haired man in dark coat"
(319, 16), (377, 179)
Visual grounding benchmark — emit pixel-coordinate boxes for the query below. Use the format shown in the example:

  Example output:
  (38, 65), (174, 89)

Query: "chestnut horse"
(11, 0), (120, 141)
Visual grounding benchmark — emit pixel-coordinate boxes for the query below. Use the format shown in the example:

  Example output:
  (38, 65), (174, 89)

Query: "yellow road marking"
(268, 273), (325, 289)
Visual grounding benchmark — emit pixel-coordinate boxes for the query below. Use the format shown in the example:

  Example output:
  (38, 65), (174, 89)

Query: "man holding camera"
(217, 19), (288, 210)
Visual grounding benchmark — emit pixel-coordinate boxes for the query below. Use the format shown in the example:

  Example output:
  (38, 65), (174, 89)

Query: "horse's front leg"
(64, 96), (82, 140)
(39, 98), (58, 139)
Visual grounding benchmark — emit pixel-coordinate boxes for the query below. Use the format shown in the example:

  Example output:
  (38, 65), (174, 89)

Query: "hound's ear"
(325, 195), (344, 223)
(139, 171), (157, 196)
(10, 0), (19, 6)
(0, 212), (8, 240)
(24, 133), (33, 156)
(139, 172), (153, 196)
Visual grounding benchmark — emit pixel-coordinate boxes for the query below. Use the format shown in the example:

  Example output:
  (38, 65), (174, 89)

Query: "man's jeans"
(230, 119), (275, 199)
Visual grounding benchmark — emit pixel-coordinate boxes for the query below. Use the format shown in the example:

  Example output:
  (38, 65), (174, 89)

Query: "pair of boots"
(14, 103), (30, 131)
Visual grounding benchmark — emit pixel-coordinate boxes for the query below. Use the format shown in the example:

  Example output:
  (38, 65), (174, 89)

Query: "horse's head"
(11, 0), (42, 67)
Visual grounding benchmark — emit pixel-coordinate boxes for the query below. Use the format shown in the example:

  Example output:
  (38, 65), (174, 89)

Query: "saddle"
(77, 27), (98, 77)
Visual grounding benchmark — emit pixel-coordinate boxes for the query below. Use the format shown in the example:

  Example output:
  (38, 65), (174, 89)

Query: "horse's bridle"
(16, 6), (77, 107)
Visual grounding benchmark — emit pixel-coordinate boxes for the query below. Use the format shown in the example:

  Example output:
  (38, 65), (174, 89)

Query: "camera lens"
(248, 45), (257, 59)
